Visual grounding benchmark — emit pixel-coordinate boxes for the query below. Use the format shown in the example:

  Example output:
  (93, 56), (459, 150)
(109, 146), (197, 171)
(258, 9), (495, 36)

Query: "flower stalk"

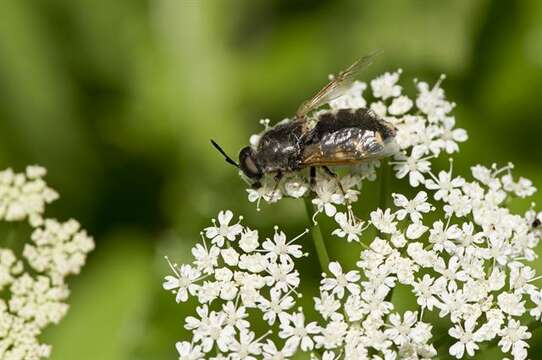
(379, 160), (390, 213)
(304, 197), (330, 272)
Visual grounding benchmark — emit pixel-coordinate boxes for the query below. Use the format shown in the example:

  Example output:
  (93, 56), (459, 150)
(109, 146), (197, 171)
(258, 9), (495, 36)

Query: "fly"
(211, 51), (397, 191)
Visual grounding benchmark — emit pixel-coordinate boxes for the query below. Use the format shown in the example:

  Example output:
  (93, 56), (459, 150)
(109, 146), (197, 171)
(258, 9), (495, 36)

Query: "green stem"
(379, 160), (390, 211)
(303, 197), (330, 272)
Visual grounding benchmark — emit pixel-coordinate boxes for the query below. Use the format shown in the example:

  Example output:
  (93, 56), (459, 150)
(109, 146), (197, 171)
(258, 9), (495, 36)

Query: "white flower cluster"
(166, 70), (542, 359)
(0, 166), (58, 227)
(163, 210), (321, 359)
(300, 71), (541, 359)
(0, 166), (94, 360)
(311, 161), (541, 359)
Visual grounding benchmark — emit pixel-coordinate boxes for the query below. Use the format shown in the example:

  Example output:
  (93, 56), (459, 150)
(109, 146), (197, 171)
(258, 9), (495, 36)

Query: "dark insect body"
(211, 51), (397, 189)
(302, 108), (396, 166)
(249, 120), (306, 174)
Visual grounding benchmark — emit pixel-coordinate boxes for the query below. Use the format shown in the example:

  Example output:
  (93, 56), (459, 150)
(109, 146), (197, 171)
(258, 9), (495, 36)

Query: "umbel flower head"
(163, 210), (318, 359)
(165, 69), (542, 359)
(310, 160), (541, 359)
(0, 166), (95, 359)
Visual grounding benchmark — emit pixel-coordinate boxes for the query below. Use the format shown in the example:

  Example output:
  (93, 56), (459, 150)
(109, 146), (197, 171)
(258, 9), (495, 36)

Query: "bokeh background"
(1, 0), (542, 359)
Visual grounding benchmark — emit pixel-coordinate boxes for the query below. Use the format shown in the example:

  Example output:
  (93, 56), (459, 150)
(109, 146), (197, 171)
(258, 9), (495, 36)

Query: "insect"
(211, 51), (397, 191)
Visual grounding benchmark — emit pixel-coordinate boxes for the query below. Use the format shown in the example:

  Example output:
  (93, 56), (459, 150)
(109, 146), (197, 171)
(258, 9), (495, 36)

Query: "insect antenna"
(210, 139), (239, 168)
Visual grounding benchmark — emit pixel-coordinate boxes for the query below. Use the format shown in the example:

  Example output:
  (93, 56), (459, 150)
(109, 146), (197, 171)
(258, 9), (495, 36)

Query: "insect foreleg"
(309, 167), (316, 190)
(322, 166), (358, 222)
(270, 171), (283, 201)
(322, 166), (347, 199)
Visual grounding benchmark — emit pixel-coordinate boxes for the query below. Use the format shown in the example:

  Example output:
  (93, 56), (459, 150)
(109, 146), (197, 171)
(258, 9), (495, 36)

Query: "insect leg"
(251, 181), (262, 189)
(322, 166), (359, 222)
(270, 171), (283, 201)
(309, 167), (316, 190)
(322, 166), (347, 198)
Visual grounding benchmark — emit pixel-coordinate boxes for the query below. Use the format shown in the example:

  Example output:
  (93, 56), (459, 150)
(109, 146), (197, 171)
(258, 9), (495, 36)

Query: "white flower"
(0, 166), (58, 226)
(412, 275), (439, 310)
(312, 178), (342, 217)
(283, 175), (309, 198)
(529, 290), (542, 320)
(321, 262), (360, 299)
(497, 292), (526, 317)
(509, 265), (536, 293)
(262, 339), (296, 359)
(314, 291), (341, 320)
(198, 311), (235, 353)
(186, 305), (211, 333)
(385, 311), (418, 346)
(371, 70), (402, 100)
(329, 81), (367, 110)
(502, 174), (537, 198)
(278, 312), (320, 351)
(353, 159), (380, 181)
(204, 210), (243, 246)
(425, 168), (465, 201)
(448, 318), (482, 358)
(163, 263), (201, 303)
(192, 243), (220, 274)
(23, 219), (94, 285)
(388, 95), (413, 115)
(222, 302), (250, 331)
(265, 262), (300, 293)
(393, 191), (432, 223)
(221, 247), (240, 266)
(415, 76), (453, 121)
(239, 253), (268, 273)
(26, 165), (47, 179)
(498, 319), (531, 360)
(444, 189), (472, 218)
(197, 281), (220, 303)
(412, 124), (444, 155)
(370, 100), (387, 117)
(406, 222), (428, 239)
(392, 147), (431, 187)
(314, 317), (347, 349)
(239, 228), (259, 253)
(440, 117), (467, 153)
(332, 212), (364, 242)
(247, 182), (283, 209)
(229, 330), (263, 359)
(262, 229), (303, 264)
(9, 274), (69, 327)
(258, 289), (295, 325)
(370, 208), (397, 234)
(339, 174), (362, 202)
(428, 220), (461, 253)
(175, 341), (203, 360)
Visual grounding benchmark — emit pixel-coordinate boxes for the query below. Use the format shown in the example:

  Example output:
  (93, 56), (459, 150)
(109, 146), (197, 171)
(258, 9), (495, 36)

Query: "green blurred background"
(1, 0), (541, 359)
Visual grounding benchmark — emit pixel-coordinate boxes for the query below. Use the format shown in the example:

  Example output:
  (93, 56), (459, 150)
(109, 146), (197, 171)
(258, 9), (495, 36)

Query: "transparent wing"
(296, 50), (382, 119)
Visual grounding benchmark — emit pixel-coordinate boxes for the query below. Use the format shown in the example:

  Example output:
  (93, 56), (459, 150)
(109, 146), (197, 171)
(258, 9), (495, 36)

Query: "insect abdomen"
(301, 108), (396, 166)
(307, 108), (395, 143)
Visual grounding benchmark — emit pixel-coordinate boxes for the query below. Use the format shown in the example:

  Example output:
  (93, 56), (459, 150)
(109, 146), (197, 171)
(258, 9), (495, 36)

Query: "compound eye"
(239, 147), (261, 179)
(243, 156), (259, 176)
